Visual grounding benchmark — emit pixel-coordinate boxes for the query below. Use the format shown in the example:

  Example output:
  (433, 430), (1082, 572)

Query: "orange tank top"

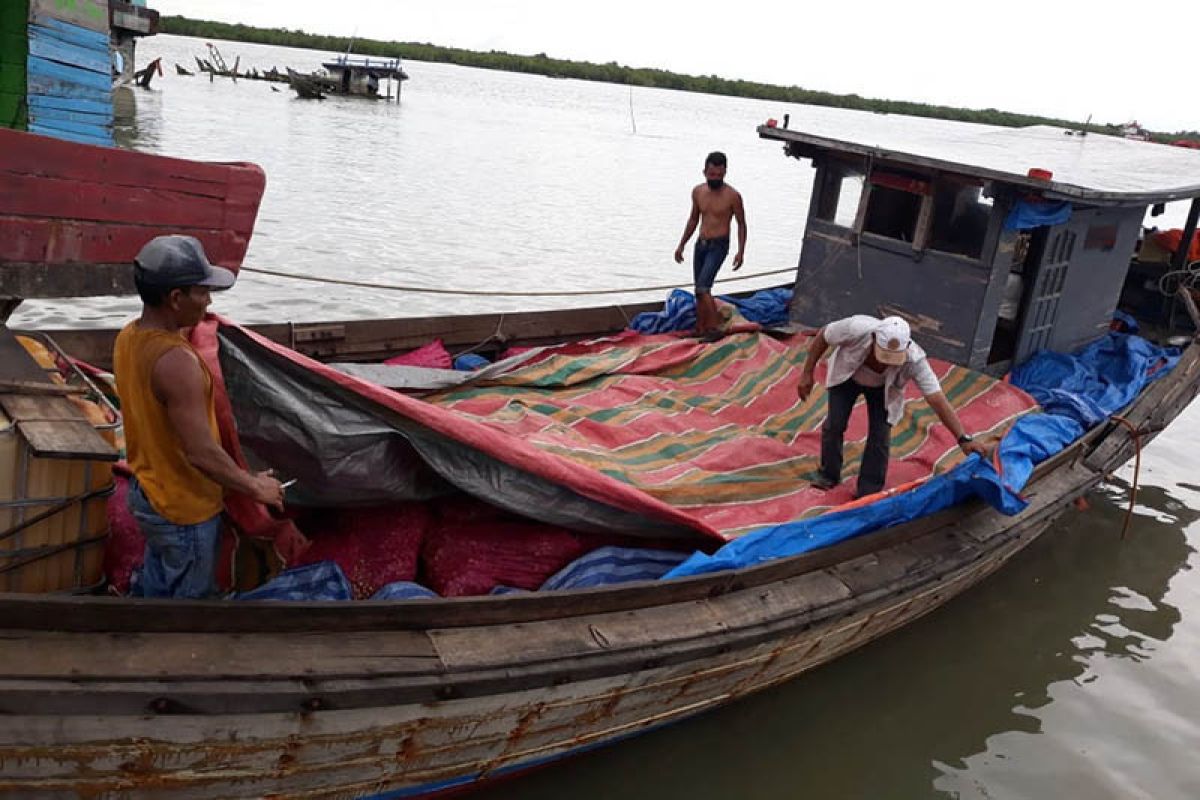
(113, 322), (224, 525)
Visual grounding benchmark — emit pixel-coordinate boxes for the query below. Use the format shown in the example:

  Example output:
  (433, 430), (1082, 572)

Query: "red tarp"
(210, 317), (1037, 541)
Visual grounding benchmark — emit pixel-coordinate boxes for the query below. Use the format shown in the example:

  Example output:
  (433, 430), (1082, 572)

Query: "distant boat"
(314, 55), (408, 101)
(1120, 120), (1152, 141)
(174, 62), (193, 76)
(286, 67), (336, 100)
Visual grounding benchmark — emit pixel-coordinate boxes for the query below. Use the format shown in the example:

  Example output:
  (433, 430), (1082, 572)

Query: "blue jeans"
(127, 478), (222, 599)
(693, 235), (729, 295)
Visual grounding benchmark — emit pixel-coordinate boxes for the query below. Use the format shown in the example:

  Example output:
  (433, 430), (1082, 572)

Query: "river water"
(17, 34), (1200, 799)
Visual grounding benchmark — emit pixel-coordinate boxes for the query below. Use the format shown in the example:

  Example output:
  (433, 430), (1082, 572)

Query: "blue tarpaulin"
(236, 562), (353, 601)
(540, 546), (689, 591)
(629, 288), (793, 334)
(1004, 198), (1072, 231)
(371, 580), (439, 600)
(665, 331), (1179, 580)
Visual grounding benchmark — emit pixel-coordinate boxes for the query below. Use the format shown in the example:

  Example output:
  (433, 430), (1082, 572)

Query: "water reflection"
(472, 481), (1195, 800)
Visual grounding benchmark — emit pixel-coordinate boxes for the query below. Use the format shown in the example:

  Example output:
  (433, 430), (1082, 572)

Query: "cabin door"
(1013, 224), (1077, 363)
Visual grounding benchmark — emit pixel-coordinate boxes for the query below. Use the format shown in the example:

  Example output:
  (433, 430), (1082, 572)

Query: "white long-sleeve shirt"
(821, 315), (942, 425)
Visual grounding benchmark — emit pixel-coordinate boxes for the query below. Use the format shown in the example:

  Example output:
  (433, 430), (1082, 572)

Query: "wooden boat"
(175, 63), (194, 76)
(2, 125), (1200, 799)
(287, 67), (337, 101)
(321, 55), (408, 102)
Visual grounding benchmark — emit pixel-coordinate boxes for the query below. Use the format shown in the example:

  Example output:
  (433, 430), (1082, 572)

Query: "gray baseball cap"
(133, 235), (237, 291)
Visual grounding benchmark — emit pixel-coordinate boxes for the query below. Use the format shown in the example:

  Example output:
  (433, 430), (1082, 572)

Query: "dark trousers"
(820, 379), (892, 496)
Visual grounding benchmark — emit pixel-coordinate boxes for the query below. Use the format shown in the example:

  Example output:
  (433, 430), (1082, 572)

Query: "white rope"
(239, 265), (796, 297)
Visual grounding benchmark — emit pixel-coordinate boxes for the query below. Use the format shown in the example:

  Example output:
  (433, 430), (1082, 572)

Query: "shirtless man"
(674, 151), (747, 339)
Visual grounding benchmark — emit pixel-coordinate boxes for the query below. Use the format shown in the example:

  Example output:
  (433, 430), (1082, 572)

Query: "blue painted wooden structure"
(25, 7), (113, 146)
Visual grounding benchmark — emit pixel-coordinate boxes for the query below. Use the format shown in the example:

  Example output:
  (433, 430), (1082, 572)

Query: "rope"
(453, 313), (507, 358)
(1156, 261), (1200, 297)
(238, 266), (797, 297)
(1109, 415), (1143, 541)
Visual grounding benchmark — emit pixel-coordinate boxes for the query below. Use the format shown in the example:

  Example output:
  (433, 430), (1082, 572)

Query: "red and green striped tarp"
(426, 330), (1038, 538)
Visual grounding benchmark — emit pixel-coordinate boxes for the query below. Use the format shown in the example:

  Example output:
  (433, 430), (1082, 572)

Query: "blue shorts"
(693, 236), (730, 295)
(128, 478), (222, 599)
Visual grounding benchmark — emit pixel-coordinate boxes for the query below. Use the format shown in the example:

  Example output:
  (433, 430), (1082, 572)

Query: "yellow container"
(0, 409), (114, 594)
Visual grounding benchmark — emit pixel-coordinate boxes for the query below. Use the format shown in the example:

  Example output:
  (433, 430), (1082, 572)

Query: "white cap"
(873, 316), (911, 366)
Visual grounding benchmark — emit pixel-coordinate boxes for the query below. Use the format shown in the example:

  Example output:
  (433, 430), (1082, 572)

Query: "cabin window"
(929, 180), (991, 259)
(861, 172), (929, 243)
(814, 167), (864, 229)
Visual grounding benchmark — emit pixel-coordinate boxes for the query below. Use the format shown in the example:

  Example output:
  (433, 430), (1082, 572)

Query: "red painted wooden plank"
(0, 172), (235, 228)
(0, 218), (251, 268)
(0, 128), (265, 202)
(0, 127), (266, 281)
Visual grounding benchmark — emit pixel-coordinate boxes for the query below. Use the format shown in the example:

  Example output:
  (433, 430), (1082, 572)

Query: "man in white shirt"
(796, 315), (990, 497)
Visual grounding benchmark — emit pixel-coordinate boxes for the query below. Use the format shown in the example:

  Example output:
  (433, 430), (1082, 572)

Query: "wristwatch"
(957, 433), (974, 445)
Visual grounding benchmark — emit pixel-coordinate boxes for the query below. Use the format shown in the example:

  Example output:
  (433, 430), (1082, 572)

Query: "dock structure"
(109, 1), (158, 85)
(0, 0), (158, 147)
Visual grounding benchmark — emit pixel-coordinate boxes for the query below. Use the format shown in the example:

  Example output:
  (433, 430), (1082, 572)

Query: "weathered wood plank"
(0, 393), (92, 420)
(13, 420), (117, 460)
(29, 0), (110, 35)
(0, 172), (231, 228)
(28, 13), (109, 50)
(0, 128), (264, 201)
(23, 122), (108, 147)
(27, 115), (110, 145)
(0, 630), (440, 680)
(0, 379), (85, 396)
(28, 28), (110, 75)
(26, 103), (110, 128)
(0, 218), (251, 269)
(1, 261), (133, 298)
(25, 93), (106, 114)
(26, 54), (110, 92)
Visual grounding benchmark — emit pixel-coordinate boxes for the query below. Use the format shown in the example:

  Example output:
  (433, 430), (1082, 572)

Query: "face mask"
(707, 178), (724, 190)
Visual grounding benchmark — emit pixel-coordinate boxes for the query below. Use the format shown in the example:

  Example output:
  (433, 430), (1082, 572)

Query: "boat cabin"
(320, 55), (408, 101)
(759, 123), (1200, 373)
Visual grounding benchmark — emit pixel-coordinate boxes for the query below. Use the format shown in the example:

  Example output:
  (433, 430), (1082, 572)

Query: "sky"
(152, 0), (1199, 132)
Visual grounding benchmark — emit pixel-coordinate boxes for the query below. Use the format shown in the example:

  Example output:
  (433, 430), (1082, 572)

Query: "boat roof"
(321, 55), (406, 79)
(759, 122), (1200, 205)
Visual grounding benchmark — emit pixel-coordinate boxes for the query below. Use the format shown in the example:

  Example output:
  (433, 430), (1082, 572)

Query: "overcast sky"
(154, 0), (1198, 132)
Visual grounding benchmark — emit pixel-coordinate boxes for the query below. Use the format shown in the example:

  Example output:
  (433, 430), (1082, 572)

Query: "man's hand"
(732, 252), (744, 270)
(674, 246), (684, 264)
(248, 469), (284, 512)
(960, 438), (991, 459)
(796, 371), (816, 401)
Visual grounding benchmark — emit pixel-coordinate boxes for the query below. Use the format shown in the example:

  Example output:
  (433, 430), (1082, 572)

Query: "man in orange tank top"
(113, 236), (283, 598)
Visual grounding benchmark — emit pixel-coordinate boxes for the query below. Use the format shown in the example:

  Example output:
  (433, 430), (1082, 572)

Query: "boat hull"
(0, 514), (1063, 799)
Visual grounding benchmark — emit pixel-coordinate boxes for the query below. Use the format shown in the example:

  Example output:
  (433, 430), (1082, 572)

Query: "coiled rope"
(239, 266), (796, 297)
